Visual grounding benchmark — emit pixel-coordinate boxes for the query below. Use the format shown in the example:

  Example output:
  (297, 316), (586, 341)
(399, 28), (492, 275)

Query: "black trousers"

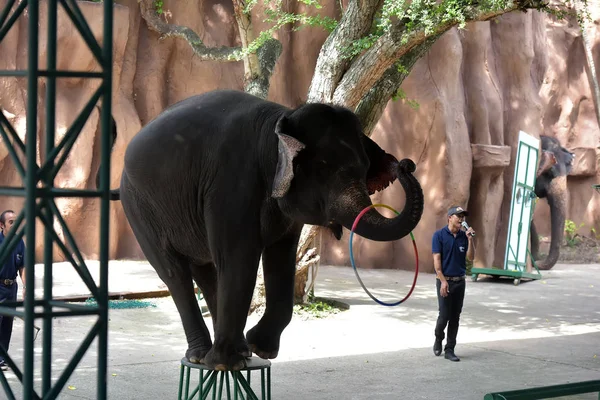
(435, 278), (465, 351)
(0, 283), (17, 363)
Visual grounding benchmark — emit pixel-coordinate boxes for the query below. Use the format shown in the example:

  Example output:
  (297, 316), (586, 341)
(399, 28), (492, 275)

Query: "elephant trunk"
(537, 176), (568, 270)
(333, 159), (424, 242)
(530, 221), (540, 261)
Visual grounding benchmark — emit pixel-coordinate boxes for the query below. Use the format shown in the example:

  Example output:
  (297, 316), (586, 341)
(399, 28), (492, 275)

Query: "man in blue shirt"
(431, 205), (475, 362)
(0, 210), (26, 371)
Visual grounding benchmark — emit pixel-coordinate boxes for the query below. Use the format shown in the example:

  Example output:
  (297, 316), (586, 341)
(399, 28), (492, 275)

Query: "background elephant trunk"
(333, 160), (424, 242)
(530, 221), (540, 261)
(537, 176), (568, 270)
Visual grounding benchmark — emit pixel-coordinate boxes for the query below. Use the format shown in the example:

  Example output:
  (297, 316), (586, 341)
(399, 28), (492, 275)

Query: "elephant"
(107, 89), (424, 370)
(530, 135), (575, 270)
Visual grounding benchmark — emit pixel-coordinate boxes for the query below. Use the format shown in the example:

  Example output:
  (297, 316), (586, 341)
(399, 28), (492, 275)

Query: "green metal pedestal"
(179, 357), (271, 400)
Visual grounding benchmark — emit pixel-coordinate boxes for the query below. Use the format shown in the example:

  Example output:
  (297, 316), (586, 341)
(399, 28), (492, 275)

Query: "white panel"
(504, 131), (539, 271)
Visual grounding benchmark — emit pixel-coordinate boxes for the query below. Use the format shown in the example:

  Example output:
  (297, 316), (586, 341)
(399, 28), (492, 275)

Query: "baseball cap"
(447, 206), (469, 217)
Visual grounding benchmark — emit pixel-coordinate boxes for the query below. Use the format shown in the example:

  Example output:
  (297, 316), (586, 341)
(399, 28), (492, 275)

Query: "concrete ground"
(2, 261), (599, 399)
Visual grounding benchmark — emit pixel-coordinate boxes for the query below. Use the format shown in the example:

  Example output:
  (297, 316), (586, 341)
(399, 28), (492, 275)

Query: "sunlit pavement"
(3, 262), (599, 399)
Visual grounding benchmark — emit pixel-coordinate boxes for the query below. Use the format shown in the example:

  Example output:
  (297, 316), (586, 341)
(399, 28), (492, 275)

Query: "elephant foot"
(236, 336), (252, 358)
(246, 324), (280, 360)
(185, 345), (212, 364)
(203, 343), (247, 371)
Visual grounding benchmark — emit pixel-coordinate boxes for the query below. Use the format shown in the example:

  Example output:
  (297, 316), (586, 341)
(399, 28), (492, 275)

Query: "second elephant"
(531, 135), (575, 270)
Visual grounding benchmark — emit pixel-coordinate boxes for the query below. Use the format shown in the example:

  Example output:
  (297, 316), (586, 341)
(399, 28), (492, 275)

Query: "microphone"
(461, 221), (475, 237)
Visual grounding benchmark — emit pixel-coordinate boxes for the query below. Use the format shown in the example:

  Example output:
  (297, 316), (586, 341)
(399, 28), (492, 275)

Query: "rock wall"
(0, 1), (598, 273)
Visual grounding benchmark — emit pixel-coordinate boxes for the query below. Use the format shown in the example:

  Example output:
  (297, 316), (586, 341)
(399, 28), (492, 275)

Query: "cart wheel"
(471, 274), (478, 282)
(513, 278), (520, 286)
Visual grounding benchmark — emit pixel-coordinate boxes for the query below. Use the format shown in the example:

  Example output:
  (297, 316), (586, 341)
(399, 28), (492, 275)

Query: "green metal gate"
(0, 0), (113, 398)
(471, 130), (542, 285)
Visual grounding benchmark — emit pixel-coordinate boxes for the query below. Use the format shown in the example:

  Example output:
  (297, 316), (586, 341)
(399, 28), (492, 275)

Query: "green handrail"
(484, 379), (600, 399)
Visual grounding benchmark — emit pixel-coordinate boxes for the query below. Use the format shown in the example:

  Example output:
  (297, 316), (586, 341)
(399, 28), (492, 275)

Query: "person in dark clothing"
(431, 205), (475, 362)
(0, 210), (26, 371)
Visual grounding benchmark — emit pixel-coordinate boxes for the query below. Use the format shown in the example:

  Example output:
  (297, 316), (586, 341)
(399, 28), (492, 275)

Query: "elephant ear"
(272, 115), (306, 198)
(540, 135), (575, 178)
(537, 150), (557, 178)
(362, 135), (399, 195)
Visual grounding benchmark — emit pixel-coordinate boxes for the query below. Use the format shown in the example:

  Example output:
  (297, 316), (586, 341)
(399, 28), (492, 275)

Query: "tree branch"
(306, 0), (384, 103)
(139, 0), (282, 99)
(139, 0), (241, 61)
(333, 0), (550, 109)
(355, 35), (441, 135)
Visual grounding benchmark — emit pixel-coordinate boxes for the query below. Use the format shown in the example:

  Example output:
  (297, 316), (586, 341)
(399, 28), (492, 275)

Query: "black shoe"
(433, 340), (442, 356)
(444, 350), (460, 362)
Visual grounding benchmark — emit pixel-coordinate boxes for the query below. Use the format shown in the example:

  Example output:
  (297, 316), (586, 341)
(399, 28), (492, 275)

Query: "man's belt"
(0, 279), (15, 286)
(438, 275), (466, 281)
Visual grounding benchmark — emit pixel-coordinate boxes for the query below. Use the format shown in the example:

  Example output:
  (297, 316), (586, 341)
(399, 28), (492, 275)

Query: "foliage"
(564, 219), (585, 247)
(392, 88), (420, 109)
(154, 0), (164, 15)
(240, 0), (584, 62)
(239, 0), (337, 59)
(293, 295), (347, 319)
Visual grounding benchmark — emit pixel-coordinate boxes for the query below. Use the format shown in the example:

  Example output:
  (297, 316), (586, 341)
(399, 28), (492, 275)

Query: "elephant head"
(270, 103), (424, 242)
(531, 135), (575, 270)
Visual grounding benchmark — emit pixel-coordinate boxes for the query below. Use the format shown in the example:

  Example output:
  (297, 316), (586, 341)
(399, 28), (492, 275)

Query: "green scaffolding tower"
(0, 0), (113, 398)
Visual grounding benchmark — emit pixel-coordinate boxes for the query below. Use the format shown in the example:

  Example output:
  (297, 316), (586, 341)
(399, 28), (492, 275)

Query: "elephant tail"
(94, 107), (121, 201)
(108, 188), (120, 201)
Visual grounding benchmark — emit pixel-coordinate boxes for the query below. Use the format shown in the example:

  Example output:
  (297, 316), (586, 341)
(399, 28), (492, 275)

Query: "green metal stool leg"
(185, 366), (191, 400)
(218, 371), (226, 400)
(267, 367), (271, 400)
(202, 371), (217, 400)
(233, 371), (238, 400)
(178, 365), (184, 400)
(247, 369), (251, 392)
(199, 369), (203, 400)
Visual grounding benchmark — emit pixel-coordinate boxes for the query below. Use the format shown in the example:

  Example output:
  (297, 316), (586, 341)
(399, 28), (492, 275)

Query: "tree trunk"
(293, 225), (321, 303)
(576, 2), (600, 128)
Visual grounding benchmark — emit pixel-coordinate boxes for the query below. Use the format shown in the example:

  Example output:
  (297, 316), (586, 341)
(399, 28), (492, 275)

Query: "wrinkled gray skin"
(110, 90), (424, 370)
(531, 135), (575, 270)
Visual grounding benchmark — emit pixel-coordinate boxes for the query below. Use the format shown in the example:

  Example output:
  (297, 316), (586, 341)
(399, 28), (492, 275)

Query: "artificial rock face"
(0, 1), (598, 271)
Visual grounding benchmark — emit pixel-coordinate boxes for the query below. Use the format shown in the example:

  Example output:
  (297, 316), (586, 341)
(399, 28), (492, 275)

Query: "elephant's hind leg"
(161, 257), (213, 364)
(120, 180), (212, 364)
(190, 263), (218, 324)
(136, 246), (212, 363)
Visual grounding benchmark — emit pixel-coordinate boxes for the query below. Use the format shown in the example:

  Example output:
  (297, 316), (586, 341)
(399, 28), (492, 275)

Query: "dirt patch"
(538, 235), (600, 264)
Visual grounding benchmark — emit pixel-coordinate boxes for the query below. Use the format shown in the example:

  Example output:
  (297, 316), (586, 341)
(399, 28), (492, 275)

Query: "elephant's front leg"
(202, 247), (262, 371)
(246, 232), (300, 359)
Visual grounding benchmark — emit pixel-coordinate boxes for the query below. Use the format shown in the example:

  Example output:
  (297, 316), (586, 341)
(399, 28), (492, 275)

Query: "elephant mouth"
(327, 221), (343, 240)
